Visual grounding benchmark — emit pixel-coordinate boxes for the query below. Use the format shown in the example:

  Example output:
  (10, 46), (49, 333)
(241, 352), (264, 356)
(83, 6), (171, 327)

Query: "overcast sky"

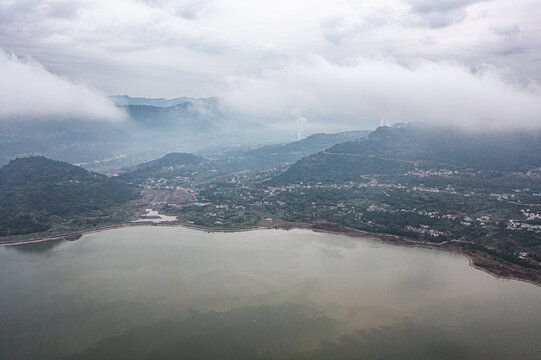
(1, 0), (541, 130)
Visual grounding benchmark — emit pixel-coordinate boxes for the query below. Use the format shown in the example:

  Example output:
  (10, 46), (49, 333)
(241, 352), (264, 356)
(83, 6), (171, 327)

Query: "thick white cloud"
(1, 0), (541, 131)
(224, 57), (541, 132)
(0, 51), (125, 122)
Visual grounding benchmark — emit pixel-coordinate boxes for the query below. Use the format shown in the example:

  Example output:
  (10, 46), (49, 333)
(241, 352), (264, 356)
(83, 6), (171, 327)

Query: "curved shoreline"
(1, 220), (540, 287)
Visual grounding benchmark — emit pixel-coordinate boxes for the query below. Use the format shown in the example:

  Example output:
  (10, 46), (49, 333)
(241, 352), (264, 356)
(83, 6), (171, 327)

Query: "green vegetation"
(0, 156), (138, 236)
(133, 152), (204, 169)
(217, 130), (371, 172)
(2, 126), (540, 274)
(150, 126), (541, 270)
(121, 152), (205, 182)
(271, 125), (541, 184)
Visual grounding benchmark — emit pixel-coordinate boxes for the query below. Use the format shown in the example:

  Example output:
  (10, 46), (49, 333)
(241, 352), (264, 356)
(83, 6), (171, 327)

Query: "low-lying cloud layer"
(1, 0), (541, 132)
(0, 51), (125, 122)
(224, 58), (541, 132)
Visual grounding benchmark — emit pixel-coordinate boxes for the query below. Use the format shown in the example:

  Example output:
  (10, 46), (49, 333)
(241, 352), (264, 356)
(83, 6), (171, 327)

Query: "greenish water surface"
(0, 226), (540, 359)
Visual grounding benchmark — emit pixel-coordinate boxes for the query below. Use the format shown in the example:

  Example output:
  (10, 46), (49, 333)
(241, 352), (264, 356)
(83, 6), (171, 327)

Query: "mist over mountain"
(120, 152), (206, 182)
(2, 2), (541, 358)
(116, 96), (223, 131)
(0, 95), (295, 171)
(134, 152), (205, 169)
(109, 95), (198, 107)
(0, 119), (133, 167)
(213, 130), (371, 172)
(271, 124), (541, 184)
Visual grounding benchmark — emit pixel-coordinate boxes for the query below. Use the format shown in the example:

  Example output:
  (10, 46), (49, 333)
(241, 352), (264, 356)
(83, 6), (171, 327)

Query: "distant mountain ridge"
(120, 152), (205, 181)
(135, 152), (204, 169)
(119, 131), (371, 182)
(271, 125), (541, 184)
(0, 95), (253, 169)
(122, 104), (215, 130)
(0, 93), (375, 174)
(109, 95), (218, 107)
(112, 96), (270, 150)
(222, 130), (371, 171)
(108, 95), (225, 131)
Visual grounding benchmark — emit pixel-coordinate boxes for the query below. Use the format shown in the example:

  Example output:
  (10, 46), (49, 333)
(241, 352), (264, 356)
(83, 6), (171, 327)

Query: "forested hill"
(121, 152), (205, 181)
(271, 125), (541, 184)
(118, 132), (371, 184)
(134, 152), (204, 170)
(226, 130), (371, 171)
(0, 156), (138, 236)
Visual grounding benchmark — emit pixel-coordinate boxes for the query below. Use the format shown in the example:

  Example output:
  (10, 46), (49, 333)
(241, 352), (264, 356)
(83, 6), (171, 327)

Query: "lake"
(1, 226), (540, 359)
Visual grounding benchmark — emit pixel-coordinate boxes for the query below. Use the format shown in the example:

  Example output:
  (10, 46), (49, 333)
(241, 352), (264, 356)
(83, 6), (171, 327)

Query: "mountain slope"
(271, 125), (541, 184)
(109, 95), (197, 107)
(121, 152), (205, 181)
(215, 130), (371, 172)
(0, 156), (138, 236)
(134, 152), (204, 170)
(122, 102), (218, 131)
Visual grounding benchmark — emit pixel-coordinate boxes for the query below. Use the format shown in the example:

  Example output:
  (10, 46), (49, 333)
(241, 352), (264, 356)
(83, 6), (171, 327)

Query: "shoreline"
(1, 220), (540, 287)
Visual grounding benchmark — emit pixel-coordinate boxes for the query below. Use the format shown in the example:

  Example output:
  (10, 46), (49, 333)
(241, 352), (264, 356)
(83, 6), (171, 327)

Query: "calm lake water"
(1, 226), (540, 359)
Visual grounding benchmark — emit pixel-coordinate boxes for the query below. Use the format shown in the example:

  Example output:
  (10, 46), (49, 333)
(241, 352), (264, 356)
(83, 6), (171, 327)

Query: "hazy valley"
(2, 122), (540, 285)
(2, 1), (541, 358)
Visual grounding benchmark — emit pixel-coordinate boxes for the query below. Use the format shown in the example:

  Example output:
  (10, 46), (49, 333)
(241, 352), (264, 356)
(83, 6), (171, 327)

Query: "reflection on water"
(10, 238), (68, 253)
(0, 226), (540, 360)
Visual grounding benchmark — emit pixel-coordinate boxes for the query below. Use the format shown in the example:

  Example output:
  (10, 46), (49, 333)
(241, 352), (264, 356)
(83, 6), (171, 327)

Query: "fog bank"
(0, 50), (125, 122)
(224, 57), (541, 133)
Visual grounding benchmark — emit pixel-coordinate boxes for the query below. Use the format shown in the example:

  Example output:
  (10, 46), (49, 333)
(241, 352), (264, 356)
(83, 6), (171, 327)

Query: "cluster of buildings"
(406, 169), (460, 177)
(404, 225), (445, 237)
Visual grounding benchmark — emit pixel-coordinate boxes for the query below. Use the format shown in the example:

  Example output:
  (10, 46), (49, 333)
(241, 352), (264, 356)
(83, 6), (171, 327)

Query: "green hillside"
(134, 152), (204, 170)
(121, 152), (205, 182)
(225, 130), (371, 171)
(0, 156), (138, 236)
(271, 125), (541, 184)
